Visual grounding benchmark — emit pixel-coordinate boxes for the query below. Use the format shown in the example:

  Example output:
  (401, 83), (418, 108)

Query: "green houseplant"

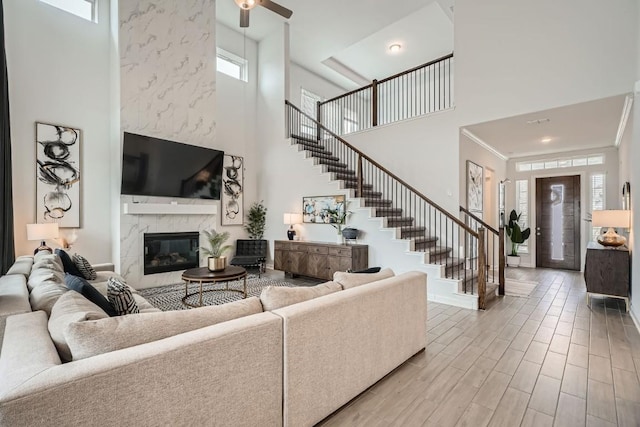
(245, 201), (267, 239)
(505, 209), (531, 267)
(200, 229), (231, 271)
(325, 203), (352, 243)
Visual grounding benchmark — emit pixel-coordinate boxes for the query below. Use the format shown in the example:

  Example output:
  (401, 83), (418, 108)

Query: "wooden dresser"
(584, 242), (630, 311)
(274, 240), (369, 280)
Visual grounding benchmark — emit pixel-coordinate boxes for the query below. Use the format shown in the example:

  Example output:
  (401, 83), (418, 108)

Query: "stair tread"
(291, 134), (322, 144)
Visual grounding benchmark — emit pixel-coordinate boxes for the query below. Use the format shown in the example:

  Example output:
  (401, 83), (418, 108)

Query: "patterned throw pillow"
(72, 253), (97, 280)
(107, 277), (139, 316)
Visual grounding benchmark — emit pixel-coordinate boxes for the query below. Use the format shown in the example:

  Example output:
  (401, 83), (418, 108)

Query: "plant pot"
(342, 227), (358, 240)
(208, 256), (227, 272)
(507, 255), (521, 267)
(336, 233), (343, 244)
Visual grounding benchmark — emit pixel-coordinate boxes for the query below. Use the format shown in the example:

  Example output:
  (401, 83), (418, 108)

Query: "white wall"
(506, 147), (619, 269)
(289, 62), (347, 104)
(5, 0), (113, 262)
(630, 83), (640, 323)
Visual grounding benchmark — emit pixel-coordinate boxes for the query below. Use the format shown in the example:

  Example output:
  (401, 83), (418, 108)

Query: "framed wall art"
(35, 122), (81, 227)
(221, 155), (244, 225)
(302, 195), (345, 224)
(466, 160), (483, 216)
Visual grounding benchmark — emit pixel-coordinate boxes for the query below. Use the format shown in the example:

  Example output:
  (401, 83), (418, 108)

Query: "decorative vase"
(506, 255), (521, 268)
(342, 227), (358, 240)
(208, 256), (226, 272)
(336, 233), (343, 244)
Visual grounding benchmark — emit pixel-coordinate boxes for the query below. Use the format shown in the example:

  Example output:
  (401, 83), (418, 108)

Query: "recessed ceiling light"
(388, 44), (402, 53)
(526, 118), (550, 125)
(541, 137), (552, 143)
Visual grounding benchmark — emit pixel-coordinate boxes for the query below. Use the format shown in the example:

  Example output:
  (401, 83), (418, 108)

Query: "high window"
(516, 154), (604, 172)
(216, 48), (248, 82)
(40, 0), (97, 22)
(300, 89), (323, 137)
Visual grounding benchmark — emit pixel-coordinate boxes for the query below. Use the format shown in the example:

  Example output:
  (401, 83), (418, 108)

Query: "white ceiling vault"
(216, 1), (629, 161)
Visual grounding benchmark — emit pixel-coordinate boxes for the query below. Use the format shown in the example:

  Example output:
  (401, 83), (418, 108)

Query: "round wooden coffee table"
(181, 266), (247, 308)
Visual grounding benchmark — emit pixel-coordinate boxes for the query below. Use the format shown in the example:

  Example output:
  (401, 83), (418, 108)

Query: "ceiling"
(216, 0), (454, 90)
(462, 94), (631, 159)
(216, 1), (629, 161)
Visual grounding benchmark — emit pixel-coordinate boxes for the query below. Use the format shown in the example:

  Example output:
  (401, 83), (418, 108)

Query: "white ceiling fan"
(234, 0), (293, 28)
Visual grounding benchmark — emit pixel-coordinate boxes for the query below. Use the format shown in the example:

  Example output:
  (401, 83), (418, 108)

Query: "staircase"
(286, 101), (505, 309)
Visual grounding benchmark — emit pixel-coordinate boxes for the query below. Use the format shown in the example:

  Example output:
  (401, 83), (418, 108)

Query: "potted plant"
(245, 201), (267, 239)
(200, 229), (232, 272)
(325, 204), (352, 244)
(505, 209), (531, 267)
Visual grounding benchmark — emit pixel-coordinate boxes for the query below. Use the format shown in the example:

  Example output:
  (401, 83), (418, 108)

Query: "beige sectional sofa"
(0, 254), (427, 426)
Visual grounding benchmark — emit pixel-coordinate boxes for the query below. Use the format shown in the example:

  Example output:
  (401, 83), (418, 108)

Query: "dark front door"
(536, 175), (581, 270)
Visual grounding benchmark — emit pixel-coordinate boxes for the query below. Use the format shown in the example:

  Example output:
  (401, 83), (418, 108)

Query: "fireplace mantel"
(123, 202), (217, 215)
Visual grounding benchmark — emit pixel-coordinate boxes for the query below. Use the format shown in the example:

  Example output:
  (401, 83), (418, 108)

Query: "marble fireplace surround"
(120, 195), (219, 289)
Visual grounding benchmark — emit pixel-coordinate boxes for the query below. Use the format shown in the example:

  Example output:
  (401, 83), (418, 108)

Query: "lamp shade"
(591, 210), (630, 228)
(283, 213), (293, 225)
(27, 223), (59, 241)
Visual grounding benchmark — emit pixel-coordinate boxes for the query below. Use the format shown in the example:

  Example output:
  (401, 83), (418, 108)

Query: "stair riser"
(343, 182), (373, 190)
(364, 200), (393, 207)
(326, 166), (355, 174)
(310, 153), (341, 162)
(401, 230), (426, 238)
(316, 159), (348, 168)
(387, 219), (414, 227)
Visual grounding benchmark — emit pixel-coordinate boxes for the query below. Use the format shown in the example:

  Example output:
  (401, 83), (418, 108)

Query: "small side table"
(181, 266), (247, 308)
(584, 242), (630, 311)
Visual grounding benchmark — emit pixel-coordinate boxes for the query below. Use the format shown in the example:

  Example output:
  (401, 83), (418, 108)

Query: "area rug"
(138, 276), (297, 311)
(504, 279), (539, 297)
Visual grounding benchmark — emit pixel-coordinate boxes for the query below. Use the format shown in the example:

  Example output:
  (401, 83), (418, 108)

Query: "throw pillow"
(348, 267), (382, 274)
(72, 253), (97, 280)
(65, 297), (264, 361)
(107, 277), (139, 315)
(260, 281), (343, 311)
(48, 290), (110, 362)
(29, 279), (69, 316)
(333, 268), (395, 290)
(55, 249), (83, 278)
(65, 274), (117, 317)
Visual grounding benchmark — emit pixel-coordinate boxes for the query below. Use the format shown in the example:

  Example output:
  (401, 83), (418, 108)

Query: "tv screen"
(121, 132), (224, 200)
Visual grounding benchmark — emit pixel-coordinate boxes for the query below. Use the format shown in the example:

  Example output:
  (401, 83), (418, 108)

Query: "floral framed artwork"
(221, 155), (244, 226)
(35, 122), (81, 227)
(466, 160), (483, 215)
(302, 195), (345, 224)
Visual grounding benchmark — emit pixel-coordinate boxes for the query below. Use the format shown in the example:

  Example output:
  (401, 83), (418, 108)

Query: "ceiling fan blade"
(239, 8), (250, 27)
(258, 0), (293, 19)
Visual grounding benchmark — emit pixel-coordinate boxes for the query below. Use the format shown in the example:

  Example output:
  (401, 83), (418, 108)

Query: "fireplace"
(143, 232), (199, 275)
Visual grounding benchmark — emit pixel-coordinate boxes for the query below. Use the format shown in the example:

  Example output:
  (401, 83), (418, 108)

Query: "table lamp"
(591, 210), (630, 247)
(27, 223), (60, 253)
(283, 213), (302, 240)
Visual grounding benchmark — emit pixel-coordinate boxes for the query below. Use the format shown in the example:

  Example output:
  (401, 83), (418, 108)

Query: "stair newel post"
(498, 226), (505, 296)
(316, 100), (322, 142)
(357, 154), (363, 198)
(372, 79), (378, 127)
(477, 228), (486, 310)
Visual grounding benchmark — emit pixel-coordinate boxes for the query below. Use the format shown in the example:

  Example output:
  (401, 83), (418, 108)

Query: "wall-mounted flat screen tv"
(121, 132), (224, 200)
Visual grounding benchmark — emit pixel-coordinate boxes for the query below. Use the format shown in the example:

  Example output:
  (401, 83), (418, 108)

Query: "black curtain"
(0, 0), (14, 274)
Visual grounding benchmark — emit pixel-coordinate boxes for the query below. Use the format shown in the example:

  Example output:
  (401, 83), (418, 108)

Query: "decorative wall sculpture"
(36, 122), (81, 227)
(303, 195), (345, 224)
(466, 160), (483, 217)
(221, 155), (244, 225)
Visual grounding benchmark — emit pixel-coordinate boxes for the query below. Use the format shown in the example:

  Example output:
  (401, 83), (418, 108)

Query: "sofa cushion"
(48, 290), (110, 362)
(107, 277), (139, 315)
(5, 257), (34, 278)
(33, 249), (53, 262)
(0, 275), (31, 317)
(333, 268), (395, 290)
(65, 274), (117, 317)
(260, 282), (343, 311)
(55, 249), (84, 278)
(29, 279), (69, 316)
(65, 296), (264, 361)
(72, 253), (97, 280)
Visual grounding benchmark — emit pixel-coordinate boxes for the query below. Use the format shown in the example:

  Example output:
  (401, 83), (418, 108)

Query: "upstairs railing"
(317, 53), (454, 136)
(460, 206), (505, 295)
(286, 100), (491, 309)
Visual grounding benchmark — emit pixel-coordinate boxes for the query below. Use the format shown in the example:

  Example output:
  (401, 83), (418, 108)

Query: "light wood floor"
(307, 267), (640, 426)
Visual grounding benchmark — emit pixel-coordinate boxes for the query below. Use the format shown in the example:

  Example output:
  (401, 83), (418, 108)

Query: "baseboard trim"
(630, 305), (640, 335)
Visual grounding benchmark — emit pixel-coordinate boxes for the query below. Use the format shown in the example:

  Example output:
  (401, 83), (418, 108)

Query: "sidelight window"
(40, 0), (97, 22)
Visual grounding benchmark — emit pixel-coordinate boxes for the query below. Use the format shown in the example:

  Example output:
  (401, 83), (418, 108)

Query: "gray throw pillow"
(107, 277), (139, 315)
(72, 253), (97, 280)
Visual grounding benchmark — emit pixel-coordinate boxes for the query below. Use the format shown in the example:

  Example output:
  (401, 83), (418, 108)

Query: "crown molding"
(461, 128), (509, 161)
(614, 94), (633, 147)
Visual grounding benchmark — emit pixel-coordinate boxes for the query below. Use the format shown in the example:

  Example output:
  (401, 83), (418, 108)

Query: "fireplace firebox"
(144, 232), (199, 275)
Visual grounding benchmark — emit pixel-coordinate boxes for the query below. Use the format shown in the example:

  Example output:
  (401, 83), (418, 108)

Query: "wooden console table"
(274, 240), (368, 281)
(584, 242), (630, 311)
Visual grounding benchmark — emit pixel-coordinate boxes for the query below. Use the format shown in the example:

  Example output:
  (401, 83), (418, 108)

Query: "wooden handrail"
(318, 53), (454, 106)
(459, 206), (499, 235)
(285, 100), (477, 237)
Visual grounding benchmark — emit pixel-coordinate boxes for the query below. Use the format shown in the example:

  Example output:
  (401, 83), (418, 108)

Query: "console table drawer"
(328, 247), (352, 257)
(308, 246), (328, 255)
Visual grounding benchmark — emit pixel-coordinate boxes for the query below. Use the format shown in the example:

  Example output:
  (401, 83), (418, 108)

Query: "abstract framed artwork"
(221, 155), (244, 225)
(35, 122), (81, 227)
(302, 195), (345, 224)
(466, 160), (483, 215)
